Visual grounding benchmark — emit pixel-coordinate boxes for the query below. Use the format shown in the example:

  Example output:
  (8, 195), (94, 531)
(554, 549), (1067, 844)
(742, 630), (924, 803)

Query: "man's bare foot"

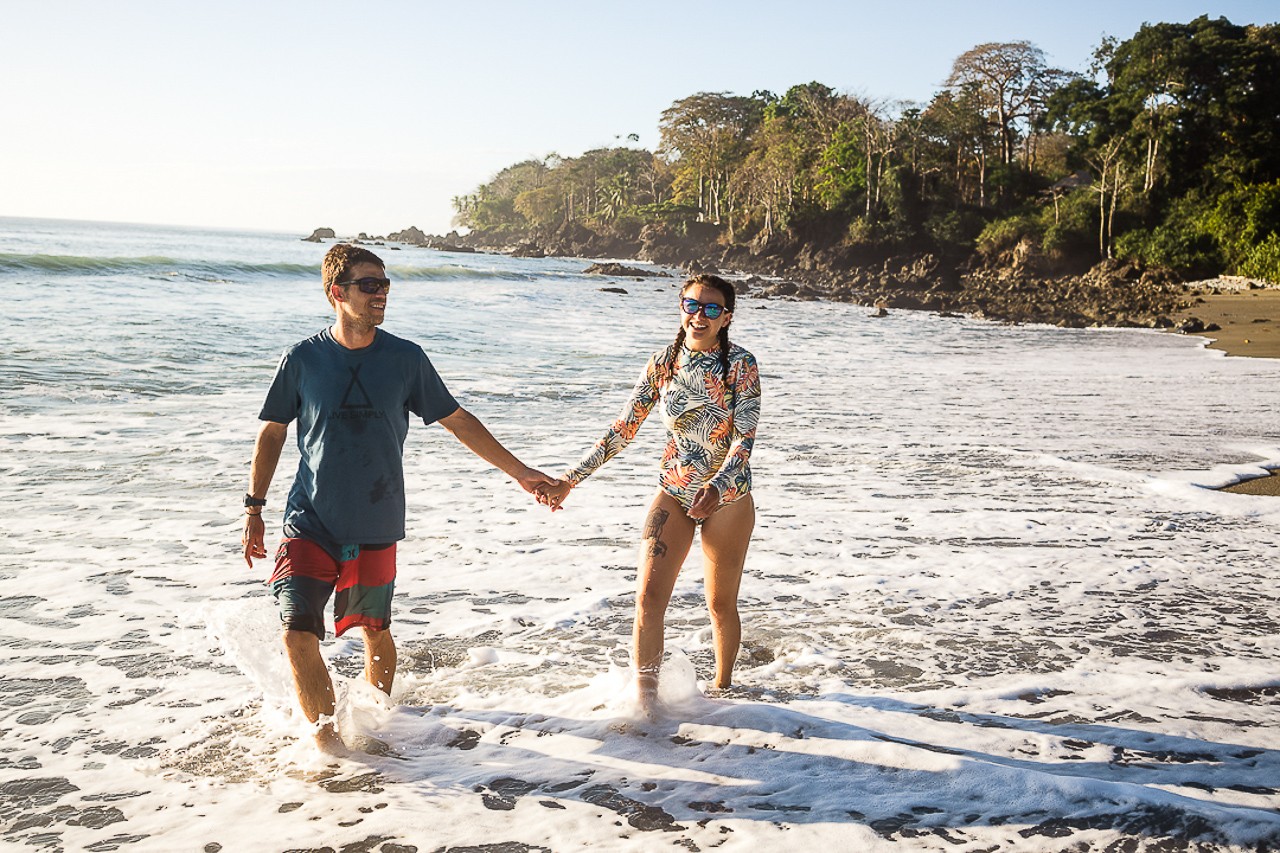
(314, 723), (348, 756)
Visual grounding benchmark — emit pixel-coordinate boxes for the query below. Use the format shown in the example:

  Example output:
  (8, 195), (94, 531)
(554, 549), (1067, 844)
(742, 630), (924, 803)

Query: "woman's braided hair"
(666, 274), (736, 385)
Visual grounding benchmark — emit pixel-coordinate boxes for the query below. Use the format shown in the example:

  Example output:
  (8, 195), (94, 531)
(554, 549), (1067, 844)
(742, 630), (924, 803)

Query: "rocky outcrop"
(387, 226), (430, 245)
(302, 227), (336, 242)
(350, 220), (1197, 328)
(848, 258), (1184, 327)
(681, 227), (1190, 328)
(453, 222), (639, 259)
(720, 245), (1187, 328)
(510, 242), (545, 258)
(638, 224), (695, 265)
(583, 263), (671, 278)
(384, 227), (476, 252)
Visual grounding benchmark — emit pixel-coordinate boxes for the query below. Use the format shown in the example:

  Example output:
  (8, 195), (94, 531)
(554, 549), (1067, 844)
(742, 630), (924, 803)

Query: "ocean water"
(2, 216), (1279, 852)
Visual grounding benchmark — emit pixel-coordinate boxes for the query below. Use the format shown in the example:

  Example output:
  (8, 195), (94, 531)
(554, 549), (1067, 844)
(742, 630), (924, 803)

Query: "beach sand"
(1170, 279), (1280, 360)
(1167, 278), (1280, 496)
(1219, 471), (1280, 495)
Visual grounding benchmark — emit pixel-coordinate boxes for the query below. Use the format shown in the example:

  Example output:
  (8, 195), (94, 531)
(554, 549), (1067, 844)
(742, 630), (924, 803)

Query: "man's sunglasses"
(342, 277), (392, 294)
(680, 298), (725, 319)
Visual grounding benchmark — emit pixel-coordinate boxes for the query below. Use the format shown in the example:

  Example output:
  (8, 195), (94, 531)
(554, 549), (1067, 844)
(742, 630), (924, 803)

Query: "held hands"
(535, 478), (572, 511)
(517, 468), (573, 512)
(514, 467), (558, 497)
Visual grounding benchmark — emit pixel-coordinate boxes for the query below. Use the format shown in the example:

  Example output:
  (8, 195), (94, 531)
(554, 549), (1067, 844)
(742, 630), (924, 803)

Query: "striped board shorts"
(269, 538), (396, 640)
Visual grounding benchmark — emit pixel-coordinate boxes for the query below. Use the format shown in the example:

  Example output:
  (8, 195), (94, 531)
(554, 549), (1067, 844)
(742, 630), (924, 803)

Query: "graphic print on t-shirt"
(331, 365), (385, 425)
(340, 365), (374, 411)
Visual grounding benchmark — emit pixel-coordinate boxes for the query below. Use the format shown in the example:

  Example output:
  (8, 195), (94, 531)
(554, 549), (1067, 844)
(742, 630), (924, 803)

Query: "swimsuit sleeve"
(707, 351), (760, 500)
(564, 349), (666, 486)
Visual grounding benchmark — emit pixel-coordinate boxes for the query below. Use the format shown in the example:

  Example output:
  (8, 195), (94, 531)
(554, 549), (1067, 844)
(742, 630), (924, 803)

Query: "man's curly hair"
(321, 243), (385, 307)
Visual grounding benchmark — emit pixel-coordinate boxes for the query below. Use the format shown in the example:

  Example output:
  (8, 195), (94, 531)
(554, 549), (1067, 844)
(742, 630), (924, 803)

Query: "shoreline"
(332, 229), (1280, 362)
(1220, 471), (1280, 495)
(323, 225), (1280, 349)
(1168, 280), (1280, 359)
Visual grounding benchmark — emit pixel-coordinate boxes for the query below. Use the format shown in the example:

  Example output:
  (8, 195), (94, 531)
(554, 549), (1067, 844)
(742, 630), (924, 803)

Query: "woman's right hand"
(537, 478), (572, 511)
(686, 485), (720, 520)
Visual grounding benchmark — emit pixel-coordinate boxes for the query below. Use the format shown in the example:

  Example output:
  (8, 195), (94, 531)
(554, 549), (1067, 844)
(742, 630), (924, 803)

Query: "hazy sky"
(5, 0), (1275, 237)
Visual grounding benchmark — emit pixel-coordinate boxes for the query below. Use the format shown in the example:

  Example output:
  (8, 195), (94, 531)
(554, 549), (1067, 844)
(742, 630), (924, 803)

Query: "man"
(242, 243), (553, 752)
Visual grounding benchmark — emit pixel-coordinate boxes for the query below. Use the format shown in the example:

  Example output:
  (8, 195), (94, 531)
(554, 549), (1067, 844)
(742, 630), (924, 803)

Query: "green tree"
(1047, 17), (1280, 264)
(923, 85), (996, 208)
(1103, 17), (1280, 197)
(660, 92), (768, 222)
(513, 186), (562, 226)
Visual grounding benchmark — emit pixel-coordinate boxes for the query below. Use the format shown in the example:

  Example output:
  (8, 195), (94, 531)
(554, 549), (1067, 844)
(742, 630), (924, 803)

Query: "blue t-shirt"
(259, 327), (459, 552)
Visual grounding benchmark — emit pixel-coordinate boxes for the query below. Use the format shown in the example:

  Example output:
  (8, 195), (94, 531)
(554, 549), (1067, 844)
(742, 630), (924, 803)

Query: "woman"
(540, 275), (761, 713)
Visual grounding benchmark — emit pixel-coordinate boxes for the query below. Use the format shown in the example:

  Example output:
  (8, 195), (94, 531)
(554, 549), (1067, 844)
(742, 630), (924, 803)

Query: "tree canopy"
(453, 15), (1280, 280)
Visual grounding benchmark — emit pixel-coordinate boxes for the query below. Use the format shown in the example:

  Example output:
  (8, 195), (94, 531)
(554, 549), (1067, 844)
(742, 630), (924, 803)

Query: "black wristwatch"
(244, 493), (267, 508)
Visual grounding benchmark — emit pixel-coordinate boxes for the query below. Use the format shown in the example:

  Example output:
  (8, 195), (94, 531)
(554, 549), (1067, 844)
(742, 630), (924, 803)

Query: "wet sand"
(1170, 279), (1280, 360)
(1220, 472), (1280, 495)
(1168, 278), (1280, 496)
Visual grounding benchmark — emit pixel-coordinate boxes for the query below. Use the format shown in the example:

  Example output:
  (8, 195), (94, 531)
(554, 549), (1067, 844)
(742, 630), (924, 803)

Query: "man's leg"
(362, 626), (397, 695)
(283, 628), (344, 752)
(271, 539), (345, 751)
(334, 544), (397, 698)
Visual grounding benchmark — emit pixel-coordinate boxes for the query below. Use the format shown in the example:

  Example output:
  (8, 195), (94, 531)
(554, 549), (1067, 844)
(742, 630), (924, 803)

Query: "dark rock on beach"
(709, 230), (1190, 328)
(387, 226), (430, 245)
(511, 242), (545, 258)
(584, 263), (669, 278)
(387, 226), (477, 252)
(684, 259), (721, 275)
(301, 227), (335, 242)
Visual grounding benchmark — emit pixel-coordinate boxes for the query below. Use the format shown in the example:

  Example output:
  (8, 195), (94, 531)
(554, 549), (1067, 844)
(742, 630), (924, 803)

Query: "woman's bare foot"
(636, 673), (660, 721)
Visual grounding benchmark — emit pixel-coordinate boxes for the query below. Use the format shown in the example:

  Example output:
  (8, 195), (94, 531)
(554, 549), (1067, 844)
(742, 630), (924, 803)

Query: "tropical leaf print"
(565, 344), (760, 512)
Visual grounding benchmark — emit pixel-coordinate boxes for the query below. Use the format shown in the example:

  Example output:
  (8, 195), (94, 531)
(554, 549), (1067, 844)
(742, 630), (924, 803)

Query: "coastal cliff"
(444, 222), (1195, 329)
(310, 220), (1202, 328)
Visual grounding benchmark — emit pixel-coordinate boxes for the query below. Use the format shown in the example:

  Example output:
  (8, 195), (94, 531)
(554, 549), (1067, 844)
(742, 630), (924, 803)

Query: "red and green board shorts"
(269, 538), (396, 640)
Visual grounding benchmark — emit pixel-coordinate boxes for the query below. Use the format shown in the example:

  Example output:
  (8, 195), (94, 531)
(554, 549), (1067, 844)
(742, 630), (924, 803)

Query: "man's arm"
(438, 406), (555, 495)
(242, 420), (288, 566)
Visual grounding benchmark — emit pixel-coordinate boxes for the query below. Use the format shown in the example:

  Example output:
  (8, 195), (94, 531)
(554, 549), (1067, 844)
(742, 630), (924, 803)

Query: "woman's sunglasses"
(342, 277), (392, 295)
(680, 298), (725, 319)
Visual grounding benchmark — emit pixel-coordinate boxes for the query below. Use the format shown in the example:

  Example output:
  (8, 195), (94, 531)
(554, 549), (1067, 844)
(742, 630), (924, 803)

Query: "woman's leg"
(633, 491), (698, 707)
(699, 494), (755, 689)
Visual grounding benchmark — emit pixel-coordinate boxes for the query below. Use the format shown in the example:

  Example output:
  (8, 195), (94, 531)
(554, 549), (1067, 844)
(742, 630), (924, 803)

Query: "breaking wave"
(0, 251), (539, 283)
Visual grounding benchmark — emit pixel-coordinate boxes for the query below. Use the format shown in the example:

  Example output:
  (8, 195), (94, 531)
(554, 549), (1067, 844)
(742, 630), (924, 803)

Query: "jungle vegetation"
(452, 16), (1280, 281)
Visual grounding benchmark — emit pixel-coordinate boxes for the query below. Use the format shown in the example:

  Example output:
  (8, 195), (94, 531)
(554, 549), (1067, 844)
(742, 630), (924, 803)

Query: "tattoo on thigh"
(643, 507), (669, 558)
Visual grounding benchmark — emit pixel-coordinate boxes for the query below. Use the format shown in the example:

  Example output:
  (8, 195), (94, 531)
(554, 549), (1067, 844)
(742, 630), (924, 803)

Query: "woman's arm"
(562, 350), (667, 487)
(706, 351), (761, 501)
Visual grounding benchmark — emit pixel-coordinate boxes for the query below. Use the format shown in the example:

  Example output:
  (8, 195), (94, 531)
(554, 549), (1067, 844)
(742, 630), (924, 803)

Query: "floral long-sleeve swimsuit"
(565, 343), (761, 512)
